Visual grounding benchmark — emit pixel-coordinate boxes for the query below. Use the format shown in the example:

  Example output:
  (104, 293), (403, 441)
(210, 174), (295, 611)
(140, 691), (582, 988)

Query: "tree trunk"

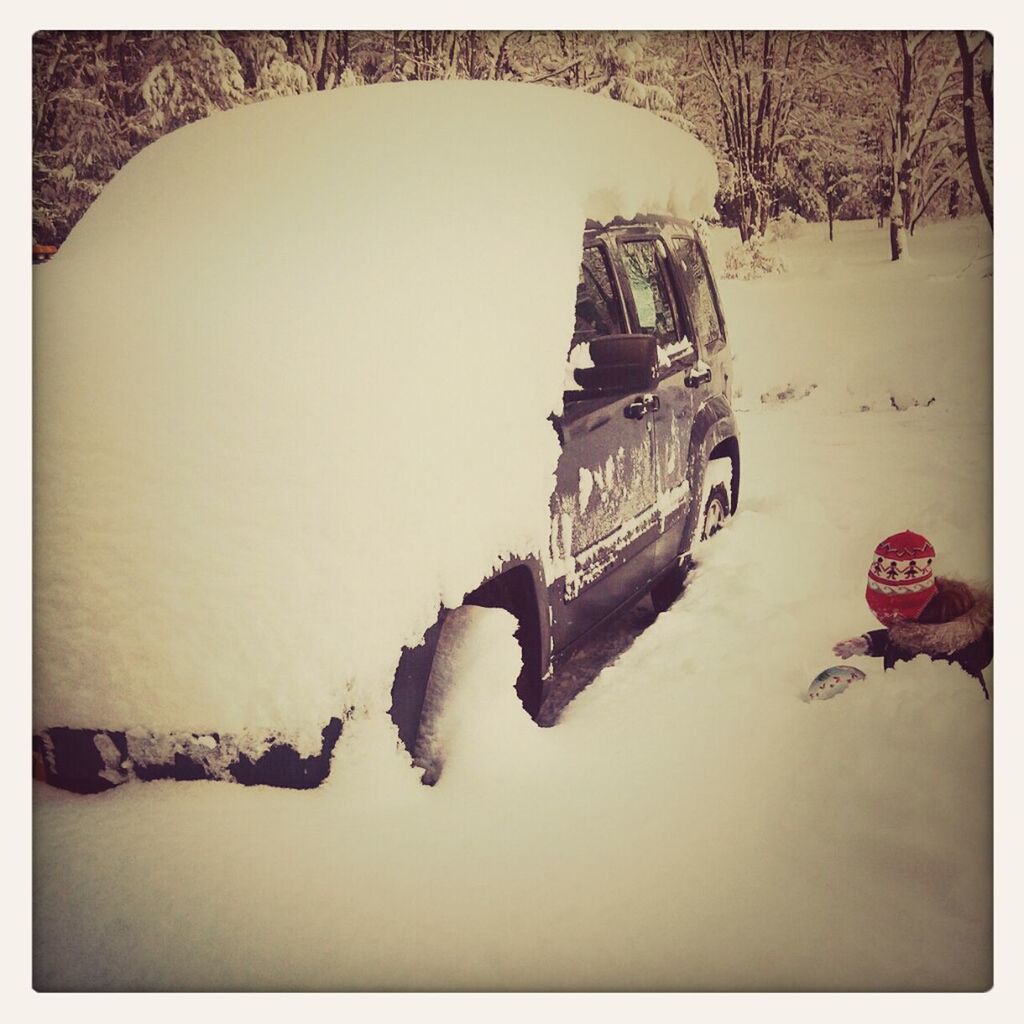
(891, 147), (912, 256)
(980, 33), (992, 117)
(889, 213), (906, 261)
(956, 31), (993, 227)
(890, 161), (910, 259)
(735, 172), (753, 242)
(699, 31), (802, 246)
(744, 187), (762, 242)
(890, 32), (914, 261)
(827, 193), (835, 241)
(948, 179), (960, 218)
(756, 195), (770, 237)
(876, 137), (886, 227)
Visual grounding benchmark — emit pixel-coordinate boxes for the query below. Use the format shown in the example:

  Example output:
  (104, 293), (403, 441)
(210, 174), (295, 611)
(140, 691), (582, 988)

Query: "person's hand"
(833, 636), (869, 659)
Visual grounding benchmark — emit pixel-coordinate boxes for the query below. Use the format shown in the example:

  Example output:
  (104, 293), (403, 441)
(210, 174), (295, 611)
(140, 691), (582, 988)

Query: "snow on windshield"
(33, 81), (718, 746)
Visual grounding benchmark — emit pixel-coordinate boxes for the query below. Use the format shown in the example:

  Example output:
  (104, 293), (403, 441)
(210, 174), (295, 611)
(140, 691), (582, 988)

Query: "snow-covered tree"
(34, 31), (248, 244)
(222, 32), (312, 100)
(33, 30), (993, 249)
(955, 31), (993, 226)
(784, 36), (869, 238)
(33, 32), (149, 244)
(139, 32), (245, 131)
(695, 31), (811, 241)
(871, 31), (962, 260)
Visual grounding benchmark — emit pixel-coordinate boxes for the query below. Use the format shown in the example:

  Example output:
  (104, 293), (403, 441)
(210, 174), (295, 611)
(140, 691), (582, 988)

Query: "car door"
(547, 241), (660, 650)
(651, 231), (732, 567)
(670, 232), (732, 395)
(612, 234), (705, 572)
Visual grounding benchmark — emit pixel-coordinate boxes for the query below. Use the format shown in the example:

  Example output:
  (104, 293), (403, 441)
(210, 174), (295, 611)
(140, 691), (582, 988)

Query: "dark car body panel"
(539, 216), (737, 670)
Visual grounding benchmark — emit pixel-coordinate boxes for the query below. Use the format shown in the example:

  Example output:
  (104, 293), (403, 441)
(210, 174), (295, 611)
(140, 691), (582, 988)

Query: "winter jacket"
(862, 577), (993, 699)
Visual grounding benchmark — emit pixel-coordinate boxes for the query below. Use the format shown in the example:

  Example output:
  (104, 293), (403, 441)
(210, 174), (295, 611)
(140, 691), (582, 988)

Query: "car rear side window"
(572, 245), (623, 348)
(619, 239), (684, 349)
(674, 236), (726, 352)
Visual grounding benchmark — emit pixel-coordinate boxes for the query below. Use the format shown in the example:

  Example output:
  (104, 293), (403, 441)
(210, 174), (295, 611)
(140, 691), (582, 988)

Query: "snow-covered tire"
(701, 483), (730, 541)
(411, 605), (523, 786)
(650, 479), (731, 613)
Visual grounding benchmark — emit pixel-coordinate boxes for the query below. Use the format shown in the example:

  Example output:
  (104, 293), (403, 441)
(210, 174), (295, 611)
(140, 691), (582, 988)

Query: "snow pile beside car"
(33, 81), (718, 744)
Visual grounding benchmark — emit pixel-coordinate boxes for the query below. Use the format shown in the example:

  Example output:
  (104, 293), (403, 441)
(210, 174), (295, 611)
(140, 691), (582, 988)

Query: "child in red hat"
(833, 531), (992, 699)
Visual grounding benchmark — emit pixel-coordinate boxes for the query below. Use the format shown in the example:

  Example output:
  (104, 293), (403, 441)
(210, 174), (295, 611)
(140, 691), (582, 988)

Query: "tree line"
(33, 30), (993, 259)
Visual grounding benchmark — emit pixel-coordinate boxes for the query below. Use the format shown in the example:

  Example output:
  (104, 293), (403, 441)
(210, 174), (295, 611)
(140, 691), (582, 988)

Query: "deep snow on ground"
(33, 81), (716, 747)
(706, 215), (993, 418)
(34, 217), (992, 992)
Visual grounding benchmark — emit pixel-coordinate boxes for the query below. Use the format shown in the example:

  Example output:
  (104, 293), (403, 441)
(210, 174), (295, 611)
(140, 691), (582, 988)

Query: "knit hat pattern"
(866, 530), (937, 623)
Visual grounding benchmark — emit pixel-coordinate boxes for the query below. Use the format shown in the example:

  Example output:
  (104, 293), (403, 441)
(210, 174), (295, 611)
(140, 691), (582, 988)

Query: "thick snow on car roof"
(34, 80), (718, 747)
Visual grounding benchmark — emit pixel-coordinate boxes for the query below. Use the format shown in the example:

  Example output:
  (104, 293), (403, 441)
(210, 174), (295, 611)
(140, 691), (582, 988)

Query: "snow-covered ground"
(34, 216), (992, 992)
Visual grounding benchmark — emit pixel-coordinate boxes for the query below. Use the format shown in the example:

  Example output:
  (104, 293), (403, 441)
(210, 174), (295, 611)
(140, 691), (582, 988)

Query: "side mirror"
(573, 334), (659, 395)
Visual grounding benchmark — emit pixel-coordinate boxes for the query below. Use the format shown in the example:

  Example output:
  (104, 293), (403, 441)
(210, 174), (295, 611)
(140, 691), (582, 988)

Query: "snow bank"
(33, 598), (991, 991)
(34, 81), (718, 742)
(705, 217), (992, 417)
(33, 212), (991, 993)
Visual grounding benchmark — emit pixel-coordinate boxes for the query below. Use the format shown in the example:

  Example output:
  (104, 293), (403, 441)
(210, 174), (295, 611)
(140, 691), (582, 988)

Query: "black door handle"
(685, 362), (713, 388)
(625, 394), (660, 419)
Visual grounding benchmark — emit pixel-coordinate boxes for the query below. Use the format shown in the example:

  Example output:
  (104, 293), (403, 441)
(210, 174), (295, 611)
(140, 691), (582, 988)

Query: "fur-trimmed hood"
(887, 577), (993, 657)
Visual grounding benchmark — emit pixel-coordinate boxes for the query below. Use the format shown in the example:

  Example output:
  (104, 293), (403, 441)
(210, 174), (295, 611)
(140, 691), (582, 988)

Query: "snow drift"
(703, 217), (993, 416)
(33, 213), (992, 993)
(33, 81), (718, 743)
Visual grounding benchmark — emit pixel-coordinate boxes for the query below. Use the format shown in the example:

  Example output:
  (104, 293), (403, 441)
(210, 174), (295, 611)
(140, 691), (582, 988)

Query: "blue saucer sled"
(807, 665), (866, 701)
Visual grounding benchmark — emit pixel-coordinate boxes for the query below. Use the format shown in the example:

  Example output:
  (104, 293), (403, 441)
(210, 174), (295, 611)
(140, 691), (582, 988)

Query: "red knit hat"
(865, 531), (937, 624)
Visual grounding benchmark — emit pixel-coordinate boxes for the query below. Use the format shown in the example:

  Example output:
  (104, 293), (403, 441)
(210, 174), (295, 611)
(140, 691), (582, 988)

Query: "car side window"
(565, 244), (627, 396)
(619, 239), (696, 369)
(619, 239), (678, 343)
(674, 236), (726, 352)
(572, 245), (623, 349)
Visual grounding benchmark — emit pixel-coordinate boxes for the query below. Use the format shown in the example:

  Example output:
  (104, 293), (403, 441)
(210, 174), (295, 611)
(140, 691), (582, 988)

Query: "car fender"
(681, 396), (740, 551)
(389, 553), (550, 751)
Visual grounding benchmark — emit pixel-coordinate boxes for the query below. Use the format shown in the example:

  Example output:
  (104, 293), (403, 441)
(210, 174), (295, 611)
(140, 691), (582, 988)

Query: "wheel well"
(708, 435), (740, 515)
(464, 565), (544, 720)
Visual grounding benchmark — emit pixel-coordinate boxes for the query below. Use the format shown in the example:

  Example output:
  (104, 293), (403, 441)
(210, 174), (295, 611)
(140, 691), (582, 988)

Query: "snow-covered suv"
(36, 212), (739, 792)
(390, 214), (740, 765)
(34, 83), (737, 793)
